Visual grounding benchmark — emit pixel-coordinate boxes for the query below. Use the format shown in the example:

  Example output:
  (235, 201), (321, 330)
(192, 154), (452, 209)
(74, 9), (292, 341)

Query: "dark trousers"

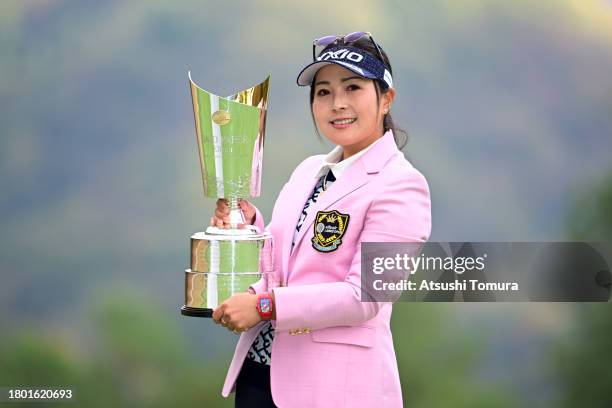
(235, 358), (277, 408)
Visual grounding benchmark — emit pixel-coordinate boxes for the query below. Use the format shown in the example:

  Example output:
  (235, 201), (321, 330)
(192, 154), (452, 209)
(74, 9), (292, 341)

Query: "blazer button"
(303, 328), (311, 334)
(289, 329), (297, 336)
(296, 329), (303, 334)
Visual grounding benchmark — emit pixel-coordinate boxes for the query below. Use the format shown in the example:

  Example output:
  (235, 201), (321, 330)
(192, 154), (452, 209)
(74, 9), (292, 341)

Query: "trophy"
(181, 72), (273, 318)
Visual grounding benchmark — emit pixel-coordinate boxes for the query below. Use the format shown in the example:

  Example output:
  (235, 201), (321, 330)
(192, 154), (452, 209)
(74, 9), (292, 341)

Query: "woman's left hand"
(212, 293), (261, 334)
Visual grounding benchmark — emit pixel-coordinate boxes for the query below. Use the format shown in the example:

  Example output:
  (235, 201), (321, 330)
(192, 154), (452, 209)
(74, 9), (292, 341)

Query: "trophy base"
(180, 306), (213, 318)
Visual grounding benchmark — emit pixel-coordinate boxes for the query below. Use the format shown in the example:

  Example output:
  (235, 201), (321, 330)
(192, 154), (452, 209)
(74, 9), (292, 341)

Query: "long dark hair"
(309, 37), (408, 150)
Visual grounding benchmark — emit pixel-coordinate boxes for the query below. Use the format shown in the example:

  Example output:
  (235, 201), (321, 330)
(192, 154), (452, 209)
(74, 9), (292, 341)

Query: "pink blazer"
(222, 131), (432, 407)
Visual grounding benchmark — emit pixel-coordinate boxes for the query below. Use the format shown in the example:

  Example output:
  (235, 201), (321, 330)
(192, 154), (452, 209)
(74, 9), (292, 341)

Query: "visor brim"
(296, 60), (377, 86)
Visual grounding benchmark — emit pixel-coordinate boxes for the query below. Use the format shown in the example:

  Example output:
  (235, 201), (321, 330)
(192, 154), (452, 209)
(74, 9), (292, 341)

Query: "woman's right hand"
(210, 199), (256, 229)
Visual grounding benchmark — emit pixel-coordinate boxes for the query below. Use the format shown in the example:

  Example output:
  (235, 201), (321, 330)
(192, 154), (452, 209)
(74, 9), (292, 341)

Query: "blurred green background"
(1, 0), (611, 406)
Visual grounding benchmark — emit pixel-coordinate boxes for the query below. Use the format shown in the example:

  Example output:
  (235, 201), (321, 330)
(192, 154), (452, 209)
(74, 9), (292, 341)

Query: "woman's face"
(312, 64), (394, 158)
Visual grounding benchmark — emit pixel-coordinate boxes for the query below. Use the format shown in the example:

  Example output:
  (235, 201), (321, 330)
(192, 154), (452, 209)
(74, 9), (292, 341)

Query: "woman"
(211, 32), (431, 408)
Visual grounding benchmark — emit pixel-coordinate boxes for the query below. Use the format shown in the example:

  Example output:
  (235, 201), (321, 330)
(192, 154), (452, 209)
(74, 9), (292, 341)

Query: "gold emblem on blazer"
(312, 210), (350, 253)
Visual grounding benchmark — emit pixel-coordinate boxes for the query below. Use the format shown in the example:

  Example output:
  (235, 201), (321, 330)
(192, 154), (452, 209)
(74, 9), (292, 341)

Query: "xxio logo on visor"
(317, 48), (364, 62)
(312, 210), (350, 253)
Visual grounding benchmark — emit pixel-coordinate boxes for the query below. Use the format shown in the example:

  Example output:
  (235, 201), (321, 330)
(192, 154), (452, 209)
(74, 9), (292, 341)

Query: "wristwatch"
(256, 293), (274, 320)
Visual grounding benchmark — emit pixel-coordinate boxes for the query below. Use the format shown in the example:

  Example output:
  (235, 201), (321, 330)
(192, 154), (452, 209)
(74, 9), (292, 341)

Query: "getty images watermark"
(360, 242), (612, 302)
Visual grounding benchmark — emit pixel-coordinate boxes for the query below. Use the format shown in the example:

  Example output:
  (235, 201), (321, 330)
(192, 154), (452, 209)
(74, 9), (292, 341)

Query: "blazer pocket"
(311, 325), (376, 348)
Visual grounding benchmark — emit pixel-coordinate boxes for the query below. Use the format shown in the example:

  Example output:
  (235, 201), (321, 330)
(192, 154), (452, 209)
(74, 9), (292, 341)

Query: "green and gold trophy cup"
(180, 72), (273, 318)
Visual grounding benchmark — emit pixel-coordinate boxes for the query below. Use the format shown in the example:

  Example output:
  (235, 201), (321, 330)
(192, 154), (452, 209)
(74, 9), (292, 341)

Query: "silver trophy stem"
(228, 198), (245, 229)
(204, 198), (260, 235)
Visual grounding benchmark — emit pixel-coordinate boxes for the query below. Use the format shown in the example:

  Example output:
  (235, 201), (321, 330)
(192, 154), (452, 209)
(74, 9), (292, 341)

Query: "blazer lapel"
(284, 130), (400, 282)
(280, 167), (320, 283)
